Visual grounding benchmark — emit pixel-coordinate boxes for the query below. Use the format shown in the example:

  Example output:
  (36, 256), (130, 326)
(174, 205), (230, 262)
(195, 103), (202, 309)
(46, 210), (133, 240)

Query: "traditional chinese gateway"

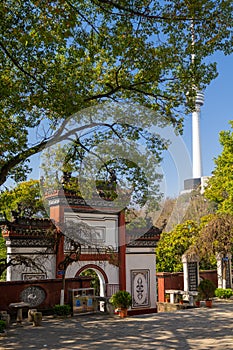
(2, 188), (162, 315)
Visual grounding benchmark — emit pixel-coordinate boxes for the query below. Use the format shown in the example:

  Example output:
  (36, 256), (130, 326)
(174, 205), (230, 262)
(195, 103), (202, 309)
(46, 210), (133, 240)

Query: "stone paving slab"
(0, 302), (233, 350)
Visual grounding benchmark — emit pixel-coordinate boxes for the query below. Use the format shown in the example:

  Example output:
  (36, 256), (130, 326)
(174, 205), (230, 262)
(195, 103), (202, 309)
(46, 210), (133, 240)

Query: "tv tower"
(183, 21), (205, 192)
(192, 91), (204, 179)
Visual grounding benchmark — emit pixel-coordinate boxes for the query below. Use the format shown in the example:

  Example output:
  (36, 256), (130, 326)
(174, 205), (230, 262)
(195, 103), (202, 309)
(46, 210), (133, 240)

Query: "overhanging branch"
(93, 0), (201, 22)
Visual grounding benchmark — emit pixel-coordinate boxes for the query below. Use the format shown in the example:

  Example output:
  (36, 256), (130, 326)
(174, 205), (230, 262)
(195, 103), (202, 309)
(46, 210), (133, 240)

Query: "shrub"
(110, 290), (132, 309)
(198, 279), (216, 300)
(0, 320), (6, 333)
(53, 304), (71, 316)
(215, 288), (233, 299)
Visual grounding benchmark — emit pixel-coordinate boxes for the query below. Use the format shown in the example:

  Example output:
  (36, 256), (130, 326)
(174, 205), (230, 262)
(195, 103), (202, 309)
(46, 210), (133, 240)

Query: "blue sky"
(161, 51), (233, 197)
(185, 52), (233, 177)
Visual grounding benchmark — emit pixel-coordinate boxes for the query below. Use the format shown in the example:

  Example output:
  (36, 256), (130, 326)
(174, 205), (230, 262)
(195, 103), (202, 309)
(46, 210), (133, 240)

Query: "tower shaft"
(192, 92), (204, 179)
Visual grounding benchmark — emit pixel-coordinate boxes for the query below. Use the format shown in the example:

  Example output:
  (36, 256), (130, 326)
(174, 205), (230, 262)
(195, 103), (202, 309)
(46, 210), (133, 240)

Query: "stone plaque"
(20, 286), (46, 307)
(131, 270), (150, 308)
(22, 273), (46, 281)
(187, 262), (198, 291)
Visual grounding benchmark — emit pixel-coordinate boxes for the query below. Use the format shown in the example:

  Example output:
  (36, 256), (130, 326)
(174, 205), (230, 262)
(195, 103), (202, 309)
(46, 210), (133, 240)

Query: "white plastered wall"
(126, 247), (156, 309)
(64, 212), (119, 250)
(63, 211), (120, 297)
(6, 246), (56, 281)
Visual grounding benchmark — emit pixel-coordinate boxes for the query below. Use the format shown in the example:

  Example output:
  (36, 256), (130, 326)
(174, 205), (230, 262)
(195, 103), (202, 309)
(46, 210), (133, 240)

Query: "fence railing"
(106, 283), (119, 297)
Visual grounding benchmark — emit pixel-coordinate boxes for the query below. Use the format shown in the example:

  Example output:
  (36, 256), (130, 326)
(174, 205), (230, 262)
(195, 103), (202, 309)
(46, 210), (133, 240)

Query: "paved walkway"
(1, 301), (233, 350)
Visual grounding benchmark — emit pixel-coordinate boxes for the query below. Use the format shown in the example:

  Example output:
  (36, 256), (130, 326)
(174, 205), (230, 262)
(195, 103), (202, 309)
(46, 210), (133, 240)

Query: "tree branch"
(65, 0), (100, 35)
(93, 0), (201, 22)
(0, 256), (45, 278)
(0, 42), (48, 92)
(84, 85), (121, 101)
(0, 120), (128, 186)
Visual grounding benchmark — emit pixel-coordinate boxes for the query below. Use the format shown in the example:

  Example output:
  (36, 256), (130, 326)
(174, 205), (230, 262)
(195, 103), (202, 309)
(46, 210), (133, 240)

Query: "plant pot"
(195, 301), (201, 307)
(119, 308), (128, 318)
(205, 300), (212, 308)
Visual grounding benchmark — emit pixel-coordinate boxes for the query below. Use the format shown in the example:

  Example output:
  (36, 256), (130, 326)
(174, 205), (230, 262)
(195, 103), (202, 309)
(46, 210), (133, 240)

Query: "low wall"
(157, 270), (219, 302)
(157, 272), (183, 302)
(0, 277), (91, 312)
(200, 270), (218, 286)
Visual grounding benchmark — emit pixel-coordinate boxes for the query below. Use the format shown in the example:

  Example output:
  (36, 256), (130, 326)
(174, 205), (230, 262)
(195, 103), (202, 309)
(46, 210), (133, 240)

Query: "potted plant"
(198, 279), (216, 308)
(194, 293), (201, 307)
(178, 295), (183, 305)
(110, 290), (132, 318)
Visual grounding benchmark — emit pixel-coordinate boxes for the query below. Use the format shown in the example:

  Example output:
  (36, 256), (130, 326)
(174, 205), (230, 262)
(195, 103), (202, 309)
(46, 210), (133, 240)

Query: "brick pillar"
(157, 273), (166, 302)
(118, 210), (126, 290)
(49, 201), (65, 279)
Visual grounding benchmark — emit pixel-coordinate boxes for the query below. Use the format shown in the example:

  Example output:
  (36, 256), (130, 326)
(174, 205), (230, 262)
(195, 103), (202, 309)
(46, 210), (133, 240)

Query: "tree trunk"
(222, 259), (227, 289)
(60, 273), (66, 305)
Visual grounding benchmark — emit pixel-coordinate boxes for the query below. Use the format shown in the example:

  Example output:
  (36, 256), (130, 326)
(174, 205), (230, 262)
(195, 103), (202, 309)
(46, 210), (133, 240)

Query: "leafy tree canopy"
(156, 220), (199, 272)
(196, 213), (233, 258)
(39, 104), (167, 211)
(0, 0), (232, 187)
(0, 179), (47, 220)
(156, 216), (218, 272)
(204, 121), (233, 214)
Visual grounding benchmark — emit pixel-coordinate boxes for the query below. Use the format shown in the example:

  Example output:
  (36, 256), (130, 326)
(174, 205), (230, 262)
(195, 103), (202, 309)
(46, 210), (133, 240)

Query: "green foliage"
(205, 122), (233, 214)
(0, 230), (6, 259)
(0, 229), (7, 280)
(215, 288), (233, 299)
(0, 1), (232, 187)
(110, 290), (132, 309)
(199, 255), (217, 271)
(156, 220), (199, 272)
(198, 279), (216, 300)
(0, 320), (6, 333)
(80, 269), (100, 296)
(53, 304), (71, 316)
(0, 180), (48, 220)
(40, 114), (165, 210)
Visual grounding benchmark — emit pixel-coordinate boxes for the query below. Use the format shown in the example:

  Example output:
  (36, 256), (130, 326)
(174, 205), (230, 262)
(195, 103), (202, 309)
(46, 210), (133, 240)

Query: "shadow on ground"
(1, 302), (233, 350)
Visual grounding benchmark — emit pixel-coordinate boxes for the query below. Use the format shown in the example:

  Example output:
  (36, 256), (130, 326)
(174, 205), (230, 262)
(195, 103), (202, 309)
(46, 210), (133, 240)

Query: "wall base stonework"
(128, 307), (157, 316)
(157, 302), (190, 312)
